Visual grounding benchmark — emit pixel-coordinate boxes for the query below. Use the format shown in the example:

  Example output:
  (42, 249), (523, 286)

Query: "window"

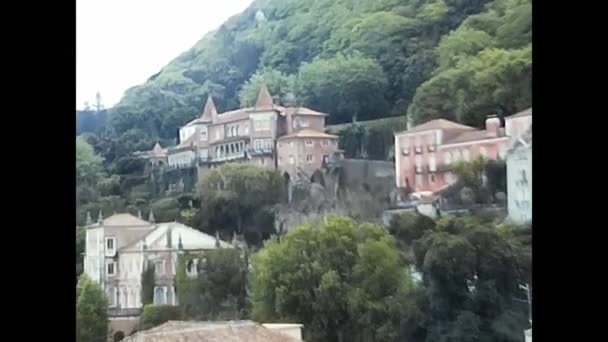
(306, 155), (313, 163)
(200, 148), (208, 159)
(231, 126), (236, 137)
(106, 237), (115, 250)
(305, 140), (313, 147)
(244, 123), (249, 135)
(264, 139), (273, 149)
(323, 155), (329, 164)
(107, 262), (115, 276)
(215, 129), (221, 140)
(429, 154), (436, 171)
(322, 139), (329, 146)
(200, 127), (208, 141)
(300, 119), (310, 127)
(430, 174), (436, 183)
(289, 155), (295, 164)
(444, 151), (452, 164)
(254, 119), (270, 131)
(254, 139), (262, 150)
(155, 261), (164, 275)
(154, 287), (165, 305)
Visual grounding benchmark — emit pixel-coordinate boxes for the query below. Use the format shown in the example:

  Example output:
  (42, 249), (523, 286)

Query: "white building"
(82, 212), (231, 338)
(506, 129), (532, 224)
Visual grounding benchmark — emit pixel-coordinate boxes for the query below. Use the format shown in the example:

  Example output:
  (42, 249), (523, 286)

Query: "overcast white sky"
(77, 0), (253, 110)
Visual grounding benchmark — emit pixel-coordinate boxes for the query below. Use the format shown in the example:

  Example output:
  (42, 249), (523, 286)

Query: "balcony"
(248, 147), (274, 156)
(107, 307), (142, 318)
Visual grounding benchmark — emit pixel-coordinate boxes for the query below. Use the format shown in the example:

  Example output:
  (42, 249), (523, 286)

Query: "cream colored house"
(82, 212), (231, 338)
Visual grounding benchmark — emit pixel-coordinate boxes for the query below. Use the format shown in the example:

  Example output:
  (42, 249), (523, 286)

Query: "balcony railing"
(107, 307), (142, 317)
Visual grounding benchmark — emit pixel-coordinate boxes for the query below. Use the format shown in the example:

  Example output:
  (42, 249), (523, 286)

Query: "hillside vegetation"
(103, 0), (530, 145)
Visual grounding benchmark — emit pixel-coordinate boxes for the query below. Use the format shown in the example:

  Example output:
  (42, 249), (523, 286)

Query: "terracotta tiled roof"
(507, 107), (532, 119)
(200, 96), (218, 122)
(121, 321), (301, 342)
(255, 84), (274, 111)
(443, 130), (508, 144)
(278, 128), (338, 140)
(399, 119), (476, 134)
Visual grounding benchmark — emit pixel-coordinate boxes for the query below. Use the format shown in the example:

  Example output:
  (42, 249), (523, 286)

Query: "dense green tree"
(76, 274), (108, 342)
(176, 249), (249, 320)
(297, 54), (389, 123)
(238, 67), (296, 106)
(197, 164), (283, 245)
(250, 215), (415, 341)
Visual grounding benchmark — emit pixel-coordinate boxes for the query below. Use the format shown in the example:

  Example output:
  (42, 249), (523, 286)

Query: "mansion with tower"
(148, 85), (339, 184)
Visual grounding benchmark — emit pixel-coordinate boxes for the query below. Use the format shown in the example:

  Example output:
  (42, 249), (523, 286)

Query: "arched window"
(154, 287), (164, 305)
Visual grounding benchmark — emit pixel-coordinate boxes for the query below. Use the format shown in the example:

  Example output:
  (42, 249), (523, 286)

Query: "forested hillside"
(106, 0), (531, 144)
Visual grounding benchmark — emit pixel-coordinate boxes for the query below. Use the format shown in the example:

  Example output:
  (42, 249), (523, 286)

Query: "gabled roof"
(200, 96), (218, 122)
(255, 84), (274, 111)
(151, 142), (167, 157)
(119, 222), (232, 252)
(121, 320), (300, 342)
(282, 107), (327, 116)
(278, 129), (338, 140)
(398, 119), (476, 135)
(507, 107), (532, 119)
(102, 213), (151, 227)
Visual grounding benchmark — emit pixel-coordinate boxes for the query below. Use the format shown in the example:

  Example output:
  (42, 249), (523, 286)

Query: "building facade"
(83, 212), (231, 338)
(164, 85), (338, 181)
(506, 129), (532, 224)
(394, 108), (532, 195)
(394, 116), (509, 194)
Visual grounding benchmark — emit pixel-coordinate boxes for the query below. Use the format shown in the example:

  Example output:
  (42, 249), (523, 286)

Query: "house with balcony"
(164, 85), (338, 182)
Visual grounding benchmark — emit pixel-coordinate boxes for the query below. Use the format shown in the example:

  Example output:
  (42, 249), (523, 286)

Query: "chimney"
(485, 115), (501, 137)
(286, 110), (294, 134)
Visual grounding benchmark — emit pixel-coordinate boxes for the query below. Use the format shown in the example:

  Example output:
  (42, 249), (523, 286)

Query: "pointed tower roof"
(148, 210), (155, 224)
(86, 211), (93, 225)
(151, 142), (166, 157)
(200, 96), (218, 122)
(215, 231), (221, 248)
(97, 210), (104, 224)
(254, 84), (274, 111)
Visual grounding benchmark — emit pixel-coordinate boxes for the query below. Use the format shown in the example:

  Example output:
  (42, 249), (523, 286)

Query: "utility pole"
(519, 283), (532, 325)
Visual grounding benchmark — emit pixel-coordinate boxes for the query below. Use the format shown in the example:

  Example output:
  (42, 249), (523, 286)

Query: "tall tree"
(250, 215), (414, 341)
(76, 274), (108, 342)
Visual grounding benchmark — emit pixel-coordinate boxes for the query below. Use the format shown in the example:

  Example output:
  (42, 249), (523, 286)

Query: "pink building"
(394, 116), (510, 194)
(166, 85), (338, 181)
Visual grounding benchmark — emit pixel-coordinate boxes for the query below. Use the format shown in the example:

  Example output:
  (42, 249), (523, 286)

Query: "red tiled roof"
(443, 130), (507, 144)
(399, 119), (476, 134)
(278, 128), (338, 140)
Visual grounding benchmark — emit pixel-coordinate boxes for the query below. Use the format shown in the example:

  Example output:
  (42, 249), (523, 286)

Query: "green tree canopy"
(238, 67), (296, 106)
(197, 164), (283, 244)
(76, 274), (108, 342)
(250, 215), (414, 341)
(297, 54), (390, 123)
